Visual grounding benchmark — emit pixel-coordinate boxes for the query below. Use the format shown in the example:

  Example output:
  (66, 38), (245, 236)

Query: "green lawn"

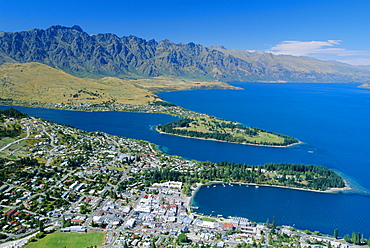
(25, 231), (105, 248)
(107, 166), (126, 172)
(200, 217), (218, 222)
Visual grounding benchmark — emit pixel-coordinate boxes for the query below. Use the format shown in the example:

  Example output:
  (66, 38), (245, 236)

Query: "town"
(0, 109), (364, 248)
(2, 99), (213, 119)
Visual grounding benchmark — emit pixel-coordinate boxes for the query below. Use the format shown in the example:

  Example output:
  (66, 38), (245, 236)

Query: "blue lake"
(192, 184), (370, 237)
(2, 83), (370, 237)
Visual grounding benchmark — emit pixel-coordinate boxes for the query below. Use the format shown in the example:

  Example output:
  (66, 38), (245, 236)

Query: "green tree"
(357, 232), (362, 245)
(261, 232), (265, 243)
(265, 218), (270, 228)
(38, 219), (44, 232)
(334, 229), (338, 239)
(36, 232), (45, 239)
(271, 216), (277, 234)
(352, 232), (357, 244)
(268, 232), (273, 245)
(150, 239), (156, 248)
(178, 233), (189, 243)
(344, 234), (351, 243)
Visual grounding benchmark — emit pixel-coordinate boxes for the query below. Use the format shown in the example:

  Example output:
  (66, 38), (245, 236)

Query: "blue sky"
(1, 0), (370, 65)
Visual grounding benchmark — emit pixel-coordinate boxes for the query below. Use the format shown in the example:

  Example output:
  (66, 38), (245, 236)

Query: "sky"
(1, 0), (370, 65)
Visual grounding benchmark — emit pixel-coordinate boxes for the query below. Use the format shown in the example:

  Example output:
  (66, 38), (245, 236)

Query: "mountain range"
(1, 25), (370, 83)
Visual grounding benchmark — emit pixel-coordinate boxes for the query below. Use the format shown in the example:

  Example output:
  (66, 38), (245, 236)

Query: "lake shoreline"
(184, 180), (353, 210)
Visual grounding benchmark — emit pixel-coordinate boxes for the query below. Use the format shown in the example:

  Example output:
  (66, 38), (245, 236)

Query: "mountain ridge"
(1, 25), (370, 83)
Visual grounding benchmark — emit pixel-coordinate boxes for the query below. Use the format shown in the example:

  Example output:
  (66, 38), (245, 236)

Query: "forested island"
(157, 117), (299, 147)
(149, 161), (346, 191)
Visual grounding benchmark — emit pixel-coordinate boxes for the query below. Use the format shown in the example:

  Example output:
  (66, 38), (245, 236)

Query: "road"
(0, 126), (29, 152)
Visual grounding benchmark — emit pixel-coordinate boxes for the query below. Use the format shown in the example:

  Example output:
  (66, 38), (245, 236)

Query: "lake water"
(2, 83), (370, 237)
(160, 83), (370, 237)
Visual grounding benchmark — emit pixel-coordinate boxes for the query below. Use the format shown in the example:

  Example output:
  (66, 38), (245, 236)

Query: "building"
(60, 226), (86, 232)
(223, 223), (234, 231)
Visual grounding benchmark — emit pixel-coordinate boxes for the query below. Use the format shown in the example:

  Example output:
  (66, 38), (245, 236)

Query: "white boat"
(255, 185), (259, 188)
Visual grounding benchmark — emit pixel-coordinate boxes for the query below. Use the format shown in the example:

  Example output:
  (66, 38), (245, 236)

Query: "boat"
(255, 185), (259, 188)
(213, 185), (216, 188)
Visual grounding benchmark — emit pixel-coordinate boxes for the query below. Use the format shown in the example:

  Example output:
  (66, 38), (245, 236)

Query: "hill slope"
(1, 25), (370, 83)
(0, 62), (238, 107)
(0, 62), (158, 105)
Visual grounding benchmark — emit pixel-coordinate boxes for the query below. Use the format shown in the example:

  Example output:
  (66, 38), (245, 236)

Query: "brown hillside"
(0, 62), (158, 105)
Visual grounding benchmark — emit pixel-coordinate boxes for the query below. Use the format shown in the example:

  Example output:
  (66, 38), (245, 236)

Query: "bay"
(192, 184), (370, 237)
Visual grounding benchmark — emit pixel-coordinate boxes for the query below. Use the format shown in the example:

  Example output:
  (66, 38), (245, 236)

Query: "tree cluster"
(0, 108), (29, 138)
(149, 161), (345, 191)
(151, 101), (176, 107)
(0, 108), (28, 119)
(0, 157), (39, 182)
(157, 118), (299, 146)
(343, 231), (369, 245)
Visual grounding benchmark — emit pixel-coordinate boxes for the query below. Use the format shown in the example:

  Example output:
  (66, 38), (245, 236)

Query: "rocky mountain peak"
(0, 25), (369, 82)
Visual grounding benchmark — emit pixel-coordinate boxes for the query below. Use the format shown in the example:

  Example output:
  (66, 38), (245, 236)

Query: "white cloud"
(266, 40), (370, 65)
(338, 58), (370, 66)
(267, 40), (344, 56)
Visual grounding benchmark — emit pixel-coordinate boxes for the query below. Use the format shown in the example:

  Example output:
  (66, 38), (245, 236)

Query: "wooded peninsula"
(149, 161), (346, 192)
(157, 117), (299, 147)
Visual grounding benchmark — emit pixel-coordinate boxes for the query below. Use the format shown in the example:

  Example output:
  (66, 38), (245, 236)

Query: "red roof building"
(5, 209), (16, 216)
(222, 223), (234, 231)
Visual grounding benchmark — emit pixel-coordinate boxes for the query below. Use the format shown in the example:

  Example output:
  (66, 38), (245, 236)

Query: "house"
(124, 218), (135, 228)
(61, 226), (86, 232)
(222, 223), (234, 231)
(5, 209), (16, 216)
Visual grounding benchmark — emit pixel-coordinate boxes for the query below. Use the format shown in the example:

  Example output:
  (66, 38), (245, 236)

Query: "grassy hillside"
(129, 76), (240, 93)
(0, 62), (160, 105)
(0, 62), (239, 107)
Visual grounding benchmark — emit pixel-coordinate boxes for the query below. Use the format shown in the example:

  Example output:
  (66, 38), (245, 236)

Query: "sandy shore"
(184, 183), (203, 209)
